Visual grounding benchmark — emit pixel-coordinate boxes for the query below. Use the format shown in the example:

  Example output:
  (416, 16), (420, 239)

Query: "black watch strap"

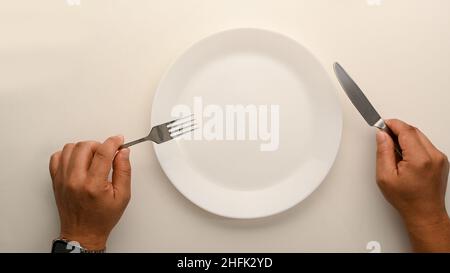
(51, 238), (105, 253)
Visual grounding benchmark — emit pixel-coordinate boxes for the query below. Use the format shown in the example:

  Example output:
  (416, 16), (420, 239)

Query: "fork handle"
(119, 137), (148, 149)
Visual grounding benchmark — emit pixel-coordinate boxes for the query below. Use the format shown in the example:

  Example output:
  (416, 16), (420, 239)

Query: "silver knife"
(333, 62), (402, 158)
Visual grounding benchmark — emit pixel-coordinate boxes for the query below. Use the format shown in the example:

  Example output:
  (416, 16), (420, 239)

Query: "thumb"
(112, 148), (131, 202)
(376, 130), (397, 183)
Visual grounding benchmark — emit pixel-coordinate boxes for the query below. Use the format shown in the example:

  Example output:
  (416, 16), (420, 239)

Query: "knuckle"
(436, 152), (449, 166)
(50, 173), (59, 184)
(91, 141), (101, 149)
(76, 141), (97, 149)
(407, 125), (418, 133)
(65, 180), (79, 192)
(376, 177), (386, 186)
(83, 184), (98, 198)
(417, 157), (433, 169)
(387, 118), (398, 124)
(49, 153), (61, 174)
(65, 174), (84, 192)
(50, 151), (60, 161)
(443, 153), (449, 164)
(75, 141), (87, 149)
(376, 175), (391, 187)
(106, 136), (117, 143)
(376, 168), (398, 188)
(75, 141), (95, 152)
(51, 174), (61, 187)
(63, 143), (75, 150)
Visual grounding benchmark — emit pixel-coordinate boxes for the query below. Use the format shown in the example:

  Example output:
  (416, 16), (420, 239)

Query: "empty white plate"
(151, 28), (342, 219)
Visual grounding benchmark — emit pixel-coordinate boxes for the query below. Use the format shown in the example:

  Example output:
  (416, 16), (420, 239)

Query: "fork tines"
(166, 115), (197, 138)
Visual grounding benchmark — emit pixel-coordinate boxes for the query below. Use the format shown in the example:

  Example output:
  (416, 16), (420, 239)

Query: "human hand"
(49, 136), (131, 250)
(376, 119), (450, 252)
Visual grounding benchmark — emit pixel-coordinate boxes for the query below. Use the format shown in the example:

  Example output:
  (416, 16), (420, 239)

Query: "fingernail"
(116, 135), (124, 142)
(376, 131), (386, 144)
(121, 148), (130, 159)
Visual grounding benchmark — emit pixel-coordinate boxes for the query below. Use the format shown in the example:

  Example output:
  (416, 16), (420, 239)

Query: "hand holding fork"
(120, 115), (196, 149)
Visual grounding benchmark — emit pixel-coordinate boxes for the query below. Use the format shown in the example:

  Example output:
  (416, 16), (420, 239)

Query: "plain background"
(0, 0), (449, 252)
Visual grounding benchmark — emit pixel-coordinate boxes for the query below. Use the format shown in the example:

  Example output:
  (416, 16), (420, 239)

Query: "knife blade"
(333, 62), (402, 158)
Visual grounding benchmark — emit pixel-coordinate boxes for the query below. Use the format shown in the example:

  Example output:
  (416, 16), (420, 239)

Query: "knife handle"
(380, 125), (403, 159)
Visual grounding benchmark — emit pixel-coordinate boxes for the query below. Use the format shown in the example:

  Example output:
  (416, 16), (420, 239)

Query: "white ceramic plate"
(151, 28), (342, 219)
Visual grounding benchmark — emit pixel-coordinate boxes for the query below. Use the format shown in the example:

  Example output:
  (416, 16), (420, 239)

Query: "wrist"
(401, 207), (449, 229)
(402, 213), (450, 253)
(59, 232), (108, 251)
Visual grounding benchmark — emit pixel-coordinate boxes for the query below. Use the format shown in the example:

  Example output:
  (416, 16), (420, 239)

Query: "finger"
(89, 135), (124, 179)
(68, 141), (100, 173)
(376, 131), (398, 183)
(60, 143), (75, 175)
(112, 148), (131, 202)
(415, 129), (438, 152)
(415, 129), (449, 166)
(385, 119), (415, 137)
(49, 151), (62, 180)
(385, 119), (428, 159)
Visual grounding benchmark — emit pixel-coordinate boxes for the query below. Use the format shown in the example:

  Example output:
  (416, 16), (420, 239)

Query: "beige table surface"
(1, 0), (449, 252)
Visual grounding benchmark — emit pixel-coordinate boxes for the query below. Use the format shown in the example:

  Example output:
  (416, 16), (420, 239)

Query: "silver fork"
(119, 115), (196, 149)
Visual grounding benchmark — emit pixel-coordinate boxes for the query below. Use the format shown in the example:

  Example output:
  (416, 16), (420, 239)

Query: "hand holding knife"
(333, 62), (403, 158)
